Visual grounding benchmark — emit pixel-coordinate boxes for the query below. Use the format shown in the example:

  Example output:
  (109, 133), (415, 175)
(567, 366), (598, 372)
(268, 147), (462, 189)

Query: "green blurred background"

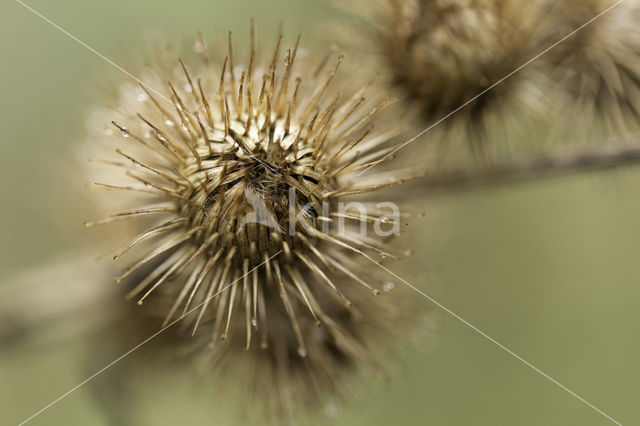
(1, 0), (640, 425)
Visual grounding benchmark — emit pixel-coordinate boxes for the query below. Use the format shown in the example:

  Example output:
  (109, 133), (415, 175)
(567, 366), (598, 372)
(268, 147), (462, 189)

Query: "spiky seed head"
(536, 0), (640, 134)
(84, 29), (422, 416)
(379, 0), (524, 114)
(334, 0), (551, 163)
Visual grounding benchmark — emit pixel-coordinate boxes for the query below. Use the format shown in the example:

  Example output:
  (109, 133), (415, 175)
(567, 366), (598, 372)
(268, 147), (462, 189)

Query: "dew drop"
(137, 93), (148, 102)
(120, 128), (130, 138)
(383, 281), (395, 292)
(297, 347), (307, 358)
(251, 318), (257, 327)
(165, 119), (175, 127)
(143, 131), (151, 139)
(380, 216), (390, 224)
(324, 403), (342, 418)
(184, 83), (193, 93)
(193, 40), (205, 53)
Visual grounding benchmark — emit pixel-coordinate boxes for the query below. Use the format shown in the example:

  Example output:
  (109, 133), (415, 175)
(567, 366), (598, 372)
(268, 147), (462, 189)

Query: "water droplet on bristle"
(324, 403), (342, 418)
(383, 281), (395, 292)
(297, 347), (307, 358)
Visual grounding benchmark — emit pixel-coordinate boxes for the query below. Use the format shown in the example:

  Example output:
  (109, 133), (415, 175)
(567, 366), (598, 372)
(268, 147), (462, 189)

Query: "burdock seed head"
(335, 0), (550, 161)
(84, 27), (423, 418)
(537, 0), (640, 134)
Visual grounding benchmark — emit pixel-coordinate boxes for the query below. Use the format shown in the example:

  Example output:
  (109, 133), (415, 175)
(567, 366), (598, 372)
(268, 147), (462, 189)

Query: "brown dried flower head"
(538, 0), (640, 134)
(338, 0), (549, 160)
(84, 28), (423, 415)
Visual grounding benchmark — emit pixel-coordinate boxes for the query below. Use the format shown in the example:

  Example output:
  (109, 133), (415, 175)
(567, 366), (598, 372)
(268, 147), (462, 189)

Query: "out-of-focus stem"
(422, 140), (640, 191)
(0, 254), (116, 346)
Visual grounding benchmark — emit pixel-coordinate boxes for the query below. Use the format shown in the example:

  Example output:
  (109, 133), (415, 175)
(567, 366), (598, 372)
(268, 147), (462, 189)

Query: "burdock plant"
(83, 27), (423, 418)
(335, 0), (640, 190)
